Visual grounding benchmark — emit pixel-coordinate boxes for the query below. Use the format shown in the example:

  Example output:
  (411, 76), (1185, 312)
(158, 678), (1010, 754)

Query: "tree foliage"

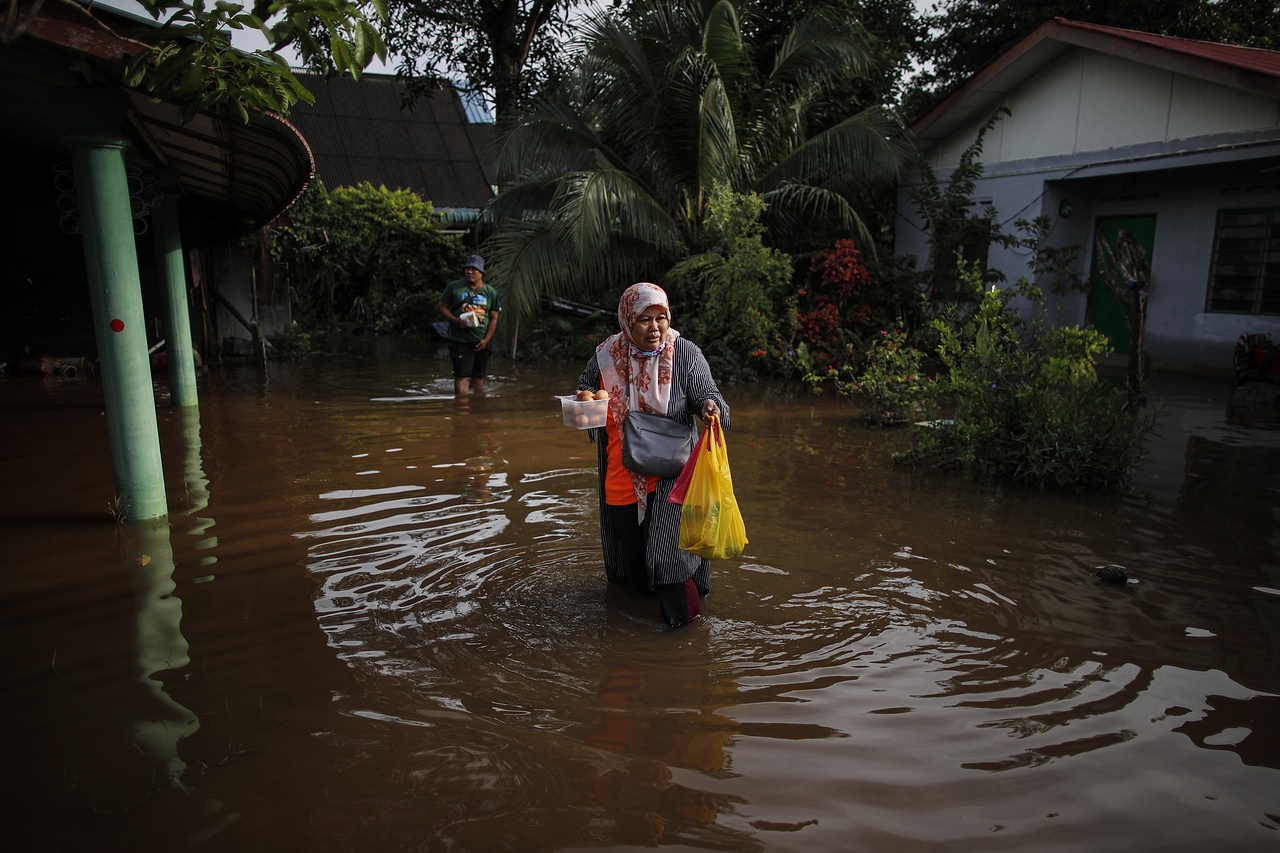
(909, 0), (1280, 117)
(383, 0), (592, 122)
(270, 180), (465, 330)
(674, 183), (794, 380)
(735, 0), (926, 249)
(742, 0), (926, 109)
(482, 0), (912, 334)
(908, 108), (1009, 299)
(123, 0), (389, 123)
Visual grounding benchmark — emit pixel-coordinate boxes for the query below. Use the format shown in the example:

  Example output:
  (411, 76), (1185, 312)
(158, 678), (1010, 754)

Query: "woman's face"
(627, 304), (670, 350)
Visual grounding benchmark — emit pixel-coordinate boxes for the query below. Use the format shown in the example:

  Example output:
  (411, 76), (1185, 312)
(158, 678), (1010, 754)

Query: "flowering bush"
(795, 239), (875, 358)
(770, 238), (881, 388)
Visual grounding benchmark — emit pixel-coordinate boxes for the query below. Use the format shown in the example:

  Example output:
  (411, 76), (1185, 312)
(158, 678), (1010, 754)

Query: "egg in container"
(558, 389), (609, 429)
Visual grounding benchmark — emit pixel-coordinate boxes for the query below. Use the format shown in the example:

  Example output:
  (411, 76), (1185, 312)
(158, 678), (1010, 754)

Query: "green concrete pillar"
(53, 89), (168, 521)
(152, 191), (199, 408)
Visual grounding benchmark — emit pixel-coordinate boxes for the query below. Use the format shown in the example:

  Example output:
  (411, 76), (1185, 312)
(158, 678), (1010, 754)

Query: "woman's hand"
(700, 398), (720, 422)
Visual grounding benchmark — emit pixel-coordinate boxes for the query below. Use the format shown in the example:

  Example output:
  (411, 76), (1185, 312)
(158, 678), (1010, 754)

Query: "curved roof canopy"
(0, 0), (313, 227)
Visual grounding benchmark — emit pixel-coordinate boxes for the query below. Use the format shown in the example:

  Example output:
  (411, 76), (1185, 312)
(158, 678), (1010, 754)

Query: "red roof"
(1057, 19), (1280, 78)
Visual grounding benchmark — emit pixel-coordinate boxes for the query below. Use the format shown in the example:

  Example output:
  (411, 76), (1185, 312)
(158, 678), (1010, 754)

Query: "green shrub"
(898, 272), (1156, 490)
(271, 180), (465, 330)
(853, 328), (938, 427)
(669, 183), (793, 382)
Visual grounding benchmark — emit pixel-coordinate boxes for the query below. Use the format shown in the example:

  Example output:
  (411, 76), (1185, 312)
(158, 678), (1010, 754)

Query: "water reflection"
(122, 520), (200, 789)
(2, 343), (1280, 850)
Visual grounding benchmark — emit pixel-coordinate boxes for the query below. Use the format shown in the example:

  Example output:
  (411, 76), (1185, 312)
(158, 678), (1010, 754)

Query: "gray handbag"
(622, 410), (695, 478)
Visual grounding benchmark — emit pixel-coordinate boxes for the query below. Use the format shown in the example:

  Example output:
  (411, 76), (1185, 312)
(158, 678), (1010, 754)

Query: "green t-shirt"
(440, 279), (501, 344)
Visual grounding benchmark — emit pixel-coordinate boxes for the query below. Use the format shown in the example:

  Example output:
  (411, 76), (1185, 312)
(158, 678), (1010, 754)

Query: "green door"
(1089, 215), (1157, 351)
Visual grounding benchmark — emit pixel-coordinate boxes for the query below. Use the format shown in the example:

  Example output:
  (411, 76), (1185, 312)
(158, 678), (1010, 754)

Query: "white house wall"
(1169, 74), (1280, 138)
(901, 43), (1280, 375)
(1076, 54), (1179, 151)
(999, 57), (1083, 161)
(927, 49), (1280, 173)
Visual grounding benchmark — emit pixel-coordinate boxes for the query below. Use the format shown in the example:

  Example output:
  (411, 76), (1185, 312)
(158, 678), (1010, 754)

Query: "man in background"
(437, 255), (501, 395)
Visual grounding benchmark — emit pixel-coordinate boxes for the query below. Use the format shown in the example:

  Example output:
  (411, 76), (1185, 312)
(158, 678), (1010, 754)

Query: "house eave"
(911, 18), (1280, 153)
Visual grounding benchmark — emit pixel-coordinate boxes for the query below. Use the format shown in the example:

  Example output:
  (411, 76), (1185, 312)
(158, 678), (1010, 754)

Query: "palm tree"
(481, 0), (913, 324)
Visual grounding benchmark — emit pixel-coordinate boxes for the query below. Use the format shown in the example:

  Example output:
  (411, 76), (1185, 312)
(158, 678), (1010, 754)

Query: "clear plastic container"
(557, 395), (608, 429)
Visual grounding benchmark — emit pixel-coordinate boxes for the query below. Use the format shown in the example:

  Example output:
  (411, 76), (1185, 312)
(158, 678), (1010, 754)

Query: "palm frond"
(738, 15), (879, 170)
(699, 0), (749, 87)
(759, 107), (910, 191)
(656, 57), (741, 200)
(559, 169), (686, 260)
(479, 174), (561, 235)
(769, 15), (874, 89)
(760, 182), (875, 255)
(496, 103), (620, 184)
(482, 166), (689, 330)
(481, 222), (581, 323)
(664, 250), (728, 299)
(577, 13), (661, 118)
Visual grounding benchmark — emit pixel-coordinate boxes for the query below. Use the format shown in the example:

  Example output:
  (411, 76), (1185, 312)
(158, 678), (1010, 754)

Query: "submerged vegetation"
(893, 272), (1157, 490)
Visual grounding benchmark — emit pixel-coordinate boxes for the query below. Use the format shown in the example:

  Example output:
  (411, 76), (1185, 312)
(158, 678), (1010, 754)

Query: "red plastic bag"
(667, 425), (708, 505)
(677, 416), (748, 560)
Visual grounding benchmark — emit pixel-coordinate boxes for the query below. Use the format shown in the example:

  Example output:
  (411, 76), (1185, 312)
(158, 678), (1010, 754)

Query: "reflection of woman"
(577, 283), (730, 627)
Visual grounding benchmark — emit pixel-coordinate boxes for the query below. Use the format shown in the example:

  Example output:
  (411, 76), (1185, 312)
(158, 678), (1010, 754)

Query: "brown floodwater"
(2, 335), (1279, 852)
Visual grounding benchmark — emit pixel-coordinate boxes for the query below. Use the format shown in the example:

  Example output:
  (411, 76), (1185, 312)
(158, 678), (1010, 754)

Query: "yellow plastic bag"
(678, 415), (748, 560)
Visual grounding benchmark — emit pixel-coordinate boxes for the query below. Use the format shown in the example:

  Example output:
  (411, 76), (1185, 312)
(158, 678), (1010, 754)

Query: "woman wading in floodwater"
(576, 282), (730, 627)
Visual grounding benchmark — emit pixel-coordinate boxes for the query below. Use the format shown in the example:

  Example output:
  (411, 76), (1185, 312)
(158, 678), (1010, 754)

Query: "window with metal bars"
(1207, 208), (1280, 314)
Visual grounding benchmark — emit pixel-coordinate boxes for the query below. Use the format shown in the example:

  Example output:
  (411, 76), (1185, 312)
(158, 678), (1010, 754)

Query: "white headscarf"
(595, 282), (681, 518)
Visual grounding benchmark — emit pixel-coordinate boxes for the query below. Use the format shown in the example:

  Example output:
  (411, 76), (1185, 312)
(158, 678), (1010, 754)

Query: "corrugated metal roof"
(289, 73), (495, 210)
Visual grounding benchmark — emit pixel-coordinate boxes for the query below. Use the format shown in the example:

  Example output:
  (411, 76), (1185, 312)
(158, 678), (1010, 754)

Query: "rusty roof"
(1060, 19), (1280, 78)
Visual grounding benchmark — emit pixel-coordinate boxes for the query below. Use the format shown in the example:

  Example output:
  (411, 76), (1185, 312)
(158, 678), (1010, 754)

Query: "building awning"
(2, 0), (313, 227)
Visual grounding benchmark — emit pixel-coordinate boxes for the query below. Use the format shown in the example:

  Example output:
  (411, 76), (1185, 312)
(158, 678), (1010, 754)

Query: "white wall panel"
(1000, 56), (1084, 162)
(1076, 54), (1173, 150)
(936, 116), (998, 169)
(1168, 75), (1280, 138)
